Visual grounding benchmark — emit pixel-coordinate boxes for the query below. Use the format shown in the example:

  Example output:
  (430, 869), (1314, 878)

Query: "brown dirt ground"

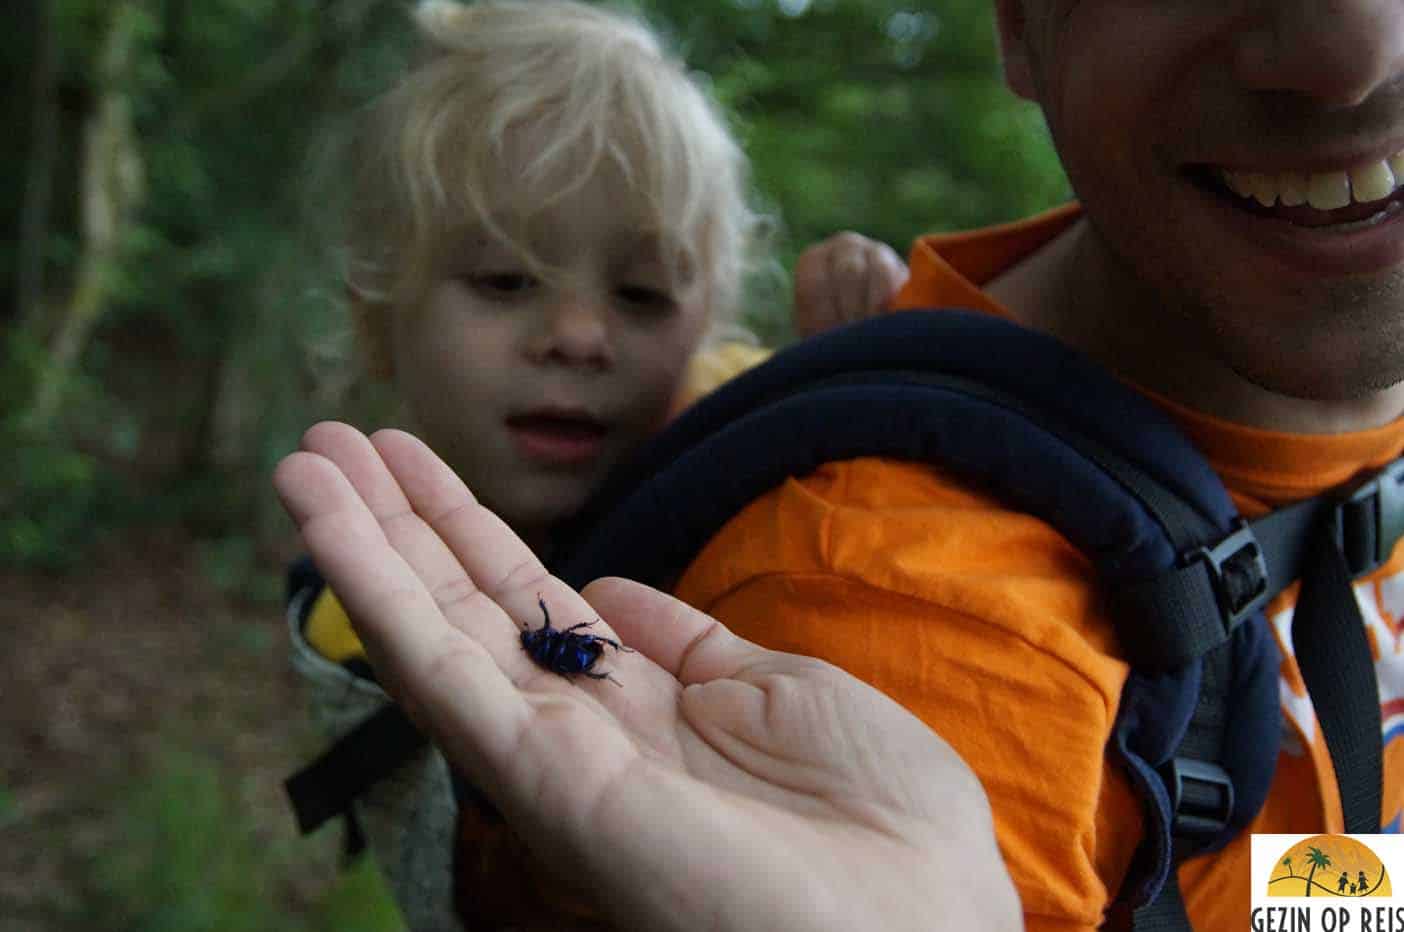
(0, 526), (344, 930)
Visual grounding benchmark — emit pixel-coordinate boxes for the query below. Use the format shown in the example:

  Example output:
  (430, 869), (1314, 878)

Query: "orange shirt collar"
(892, 203), (1082, 319)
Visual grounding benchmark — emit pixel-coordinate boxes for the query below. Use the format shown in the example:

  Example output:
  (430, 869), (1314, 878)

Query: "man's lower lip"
(508, 426), (605, 464)
(1197, 183), (1404, 278)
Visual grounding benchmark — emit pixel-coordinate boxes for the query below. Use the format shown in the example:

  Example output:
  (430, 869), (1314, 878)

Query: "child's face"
(389, 176), (711, 546)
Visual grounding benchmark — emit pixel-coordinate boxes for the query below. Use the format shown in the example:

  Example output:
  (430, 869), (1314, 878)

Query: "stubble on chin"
(1053, 219), (1404, 422)
(1210, 282), (1404, 404)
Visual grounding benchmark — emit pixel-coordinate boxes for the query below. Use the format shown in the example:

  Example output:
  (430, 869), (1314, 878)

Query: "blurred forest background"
(1, 0), (1067, 928)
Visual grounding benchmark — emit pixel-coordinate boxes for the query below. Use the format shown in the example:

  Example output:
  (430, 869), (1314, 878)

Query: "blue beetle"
(520, 597), (632, 685)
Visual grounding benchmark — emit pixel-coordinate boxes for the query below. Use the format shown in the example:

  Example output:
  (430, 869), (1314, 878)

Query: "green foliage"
(632, 0), (1070, 339)
(0, 783), (17, 828)
(89, 750), (288, 932)
(1, 431), (100, 570)
(0, 333), (104, 570)
(86, 750), (405, 932)
(666, 0), (1068, 244)
(313, 857), (408, 932)
(197, 534), (284, 606)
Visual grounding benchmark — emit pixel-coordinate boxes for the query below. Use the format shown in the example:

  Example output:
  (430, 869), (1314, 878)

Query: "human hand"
(274, 422), (1020, 932)
(792, 232), (909, 337)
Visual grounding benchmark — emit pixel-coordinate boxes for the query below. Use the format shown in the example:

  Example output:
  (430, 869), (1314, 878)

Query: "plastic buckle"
(1339, 459), (1404, 578)
(1160, 757), (1235, 842)
(1185, 520), (1269, 632)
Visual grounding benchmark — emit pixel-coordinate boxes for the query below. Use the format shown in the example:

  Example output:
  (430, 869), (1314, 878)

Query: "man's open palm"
(274, 422), (1019, 931)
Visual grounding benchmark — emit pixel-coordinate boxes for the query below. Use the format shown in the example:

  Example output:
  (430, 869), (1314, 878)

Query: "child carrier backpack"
(288, 309), (1399, 931)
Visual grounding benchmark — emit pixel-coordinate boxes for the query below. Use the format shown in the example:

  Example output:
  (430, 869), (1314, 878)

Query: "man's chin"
(1222, 336), (1404, 422)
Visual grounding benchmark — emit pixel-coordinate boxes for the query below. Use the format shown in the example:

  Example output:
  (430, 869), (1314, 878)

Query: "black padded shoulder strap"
(558, 310), (1238, 590)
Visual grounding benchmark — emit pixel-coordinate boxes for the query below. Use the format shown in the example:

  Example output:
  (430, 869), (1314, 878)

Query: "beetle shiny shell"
(520, 597), (631, 685)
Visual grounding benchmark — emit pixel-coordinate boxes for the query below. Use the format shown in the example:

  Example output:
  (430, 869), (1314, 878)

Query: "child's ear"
(349, 287), (396, 381)
(992, 0), (1037, 102)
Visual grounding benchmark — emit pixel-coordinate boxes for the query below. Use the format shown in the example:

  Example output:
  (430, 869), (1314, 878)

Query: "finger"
(370, 430), (634, 669)
(272, 450), (491, 703)
(273, 448), (535, 791)
(828, 234), (870, 323)
(282, 425), (529, 695)
(580, 577), (781, 686)
(300, 421), (411, 515)
(299, 424), (532, 681)
(273, 449), (433, 670)
(300, 424), (483, 637)
(866, 243), (908, 312)
(792, 242), (839, 337)
(275, 444), (657, 853)
(369, 430), (693, 777)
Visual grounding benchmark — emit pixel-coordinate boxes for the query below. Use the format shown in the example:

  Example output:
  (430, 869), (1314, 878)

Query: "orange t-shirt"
(674, 204), (1404, 931)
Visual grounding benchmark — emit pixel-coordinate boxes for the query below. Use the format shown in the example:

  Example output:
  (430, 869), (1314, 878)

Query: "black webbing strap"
(1111, 488), (1377, 674)
(342, 809), (366, 862)
(1130, 872), (1193, 932)
(1246, 498), (1331, 596)
(1261, 466), (1396, 834)
(1129, 641), (1235, 931)
(1292, 522), (1383, 834)
(285, 703), (427, 836)
(1114, 495), (1337, 675)
(1113, 523), (1267, 670)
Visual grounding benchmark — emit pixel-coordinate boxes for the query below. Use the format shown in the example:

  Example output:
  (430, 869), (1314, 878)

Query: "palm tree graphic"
(1303, 847), (1333, 896)
(1282, 857), (1294, 878)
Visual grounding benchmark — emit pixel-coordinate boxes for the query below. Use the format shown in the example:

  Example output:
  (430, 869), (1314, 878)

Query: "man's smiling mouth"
(1193, 151), (1404, 229)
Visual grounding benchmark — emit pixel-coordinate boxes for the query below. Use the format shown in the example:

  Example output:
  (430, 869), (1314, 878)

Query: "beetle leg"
(594, 635), (632, 653)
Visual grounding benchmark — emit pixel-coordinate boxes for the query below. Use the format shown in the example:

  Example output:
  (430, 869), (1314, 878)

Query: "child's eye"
(466, 272), (537, 297)
(616, 285), (677, 314)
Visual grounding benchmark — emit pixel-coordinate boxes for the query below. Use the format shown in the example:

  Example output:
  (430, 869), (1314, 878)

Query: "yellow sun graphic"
(1268, 835), (1391, 898)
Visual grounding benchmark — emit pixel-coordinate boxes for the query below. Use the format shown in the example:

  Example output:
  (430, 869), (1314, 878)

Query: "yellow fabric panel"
(674, 340), (770, 411)
(305, 587), (367, 663)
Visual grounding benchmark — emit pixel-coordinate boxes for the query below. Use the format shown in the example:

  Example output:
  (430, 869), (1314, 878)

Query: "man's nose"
(1233, 0), (1404, 109)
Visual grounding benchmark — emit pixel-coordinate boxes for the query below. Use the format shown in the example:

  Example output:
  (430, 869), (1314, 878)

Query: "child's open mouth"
(506, 411), (609, 465)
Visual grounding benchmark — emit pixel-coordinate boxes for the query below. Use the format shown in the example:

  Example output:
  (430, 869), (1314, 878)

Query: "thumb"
(580, 577), (773, 684)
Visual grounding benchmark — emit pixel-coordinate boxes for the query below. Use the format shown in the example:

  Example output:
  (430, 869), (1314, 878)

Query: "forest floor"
(0, 525), (403, 931)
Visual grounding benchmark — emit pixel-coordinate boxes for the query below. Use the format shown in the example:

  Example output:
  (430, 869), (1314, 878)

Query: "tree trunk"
(15, 0), (60, 329)
(26, 0), (148, 429)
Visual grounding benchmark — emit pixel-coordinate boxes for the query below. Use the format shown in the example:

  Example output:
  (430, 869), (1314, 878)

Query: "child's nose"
(527, 293), (614, 369)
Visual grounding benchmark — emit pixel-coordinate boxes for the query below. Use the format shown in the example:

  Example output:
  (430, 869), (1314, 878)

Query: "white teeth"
(1279, 172), (1308, 207)
(1222, 169), (1251, 198)
(1245, 172), (1278, 207)
(1350, 161), (1396, 203)
(1307, 171), (1352, 210)
(1220, 151), (1404, 211)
